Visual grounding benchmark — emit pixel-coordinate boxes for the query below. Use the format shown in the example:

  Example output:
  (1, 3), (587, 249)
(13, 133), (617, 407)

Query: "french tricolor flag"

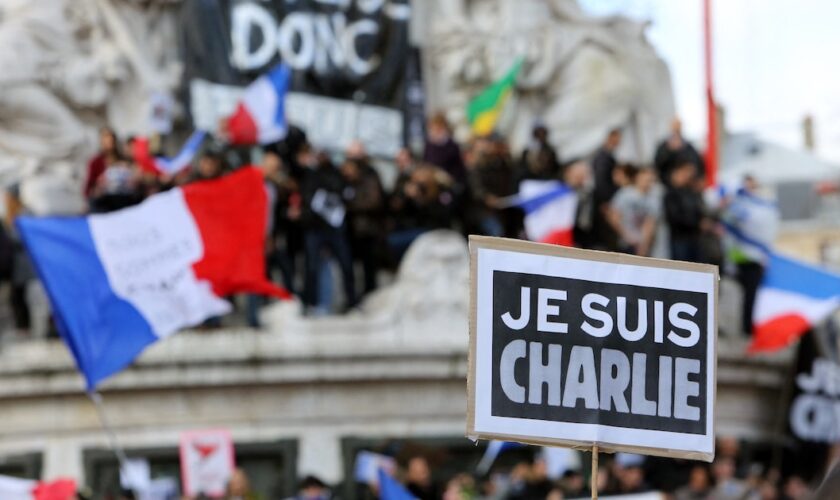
(0, 475), (76, 500)
(131, 131), (205, 176)
(749, 253), (840, 353)
(226, 63), (292, 145)
(155, 130), (207, 175)
(509, 180), (577, 246)
(17, 168), (290, 389)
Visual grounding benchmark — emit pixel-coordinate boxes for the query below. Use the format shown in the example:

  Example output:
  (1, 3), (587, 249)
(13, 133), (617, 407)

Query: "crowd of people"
(98, 437), (817, 500)
(381, 446), (814, 500)
(1, 112), (776, 334)
(177, 437), (816, 500)
(0, 108), (811, 500)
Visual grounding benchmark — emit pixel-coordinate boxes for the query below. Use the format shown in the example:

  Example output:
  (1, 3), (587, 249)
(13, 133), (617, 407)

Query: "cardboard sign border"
(467, 235), (719, 462)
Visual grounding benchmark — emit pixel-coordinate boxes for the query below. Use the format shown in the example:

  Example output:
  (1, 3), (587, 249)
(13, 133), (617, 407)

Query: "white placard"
(468, 236), (718, 462)
(179, 429), (236, 497)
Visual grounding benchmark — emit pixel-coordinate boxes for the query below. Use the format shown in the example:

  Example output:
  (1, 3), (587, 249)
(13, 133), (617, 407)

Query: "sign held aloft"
(468, 236), (718, 462)
(180, 429), (236, 498)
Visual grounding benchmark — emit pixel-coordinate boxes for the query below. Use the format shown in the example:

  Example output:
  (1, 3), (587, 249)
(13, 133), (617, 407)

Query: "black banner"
(789, 328), (840, 443)
(179, 0), (421, 154)
(490, 270), (709, 435)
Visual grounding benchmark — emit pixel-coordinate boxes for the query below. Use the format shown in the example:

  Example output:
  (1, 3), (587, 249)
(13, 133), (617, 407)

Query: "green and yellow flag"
(466, 58), (524, 136)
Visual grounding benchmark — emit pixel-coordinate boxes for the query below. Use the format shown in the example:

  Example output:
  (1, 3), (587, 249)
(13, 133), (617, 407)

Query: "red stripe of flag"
(747, 314), (810, 353)
(182, 167), (291, 300)
(226, 103), (259, 145)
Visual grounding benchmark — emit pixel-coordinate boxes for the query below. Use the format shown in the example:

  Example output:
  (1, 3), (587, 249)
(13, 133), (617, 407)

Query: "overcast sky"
(578, 0), (840, 163)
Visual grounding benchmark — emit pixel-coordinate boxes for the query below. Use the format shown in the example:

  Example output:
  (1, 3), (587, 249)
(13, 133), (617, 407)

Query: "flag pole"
(703, 0), (718, 186)
(89, 392), (130, 470)
(591, 444), (599, 500)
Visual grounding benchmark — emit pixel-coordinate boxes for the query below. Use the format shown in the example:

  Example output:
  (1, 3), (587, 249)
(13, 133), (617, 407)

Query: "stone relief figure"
(0, 0), (180, 214)
(0, 0), (675, 213)
(421, 0), (675, 162)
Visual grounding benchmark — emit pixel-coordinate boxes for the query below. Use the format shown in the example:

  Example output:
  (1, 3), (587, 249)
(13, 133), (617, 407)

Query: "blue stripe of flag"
(16, 216), (157, 390)
(764, 253), (840, 300)
(155, 130), (206, 175)
(509, 182), (574, 214)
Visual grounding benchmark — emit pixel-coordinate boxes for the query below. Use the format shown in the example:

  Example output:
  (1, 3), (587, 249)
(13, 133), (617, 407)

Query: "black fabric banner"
(179, 0), (421, 155)
(181, 0), (411, 102)
(788, 327), (840, 443)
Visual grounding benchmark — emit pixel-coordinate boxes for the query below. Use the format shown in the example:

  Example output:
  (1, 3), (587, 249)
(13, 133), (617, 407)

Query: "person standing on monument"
(424, 112), (466, 186)
(654, 117), (704, 187)
(609, 166), (660, 257)
(517, 123), (561, 182)
(591, 128), (623, 250)
(722, 175), (779, 336)
(83, 127), (123, 200)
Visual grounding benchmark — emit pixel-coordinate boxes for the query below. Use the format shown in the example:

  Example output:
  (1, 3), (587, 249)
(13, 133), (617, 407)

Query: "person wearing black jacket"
(591, 128), (623, 250)
(517, 124), (561, 182)
(655, 118), (705, 187)
(341, 148), (386, 296)
(298, 145), (357, 312)
(387, 163), (455, 262)
(664, 162), (706, 262)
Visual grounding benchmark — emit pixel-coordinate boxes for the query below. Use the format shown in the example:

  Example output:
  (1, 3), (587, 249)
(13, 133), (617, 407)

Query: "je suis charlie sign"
(468, 236), (719, 462)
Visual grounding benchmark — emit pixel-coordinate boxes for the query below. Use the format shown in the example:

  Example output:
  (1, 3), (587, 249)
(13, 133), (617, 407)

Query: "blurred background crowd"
(1, 112), (773, 337)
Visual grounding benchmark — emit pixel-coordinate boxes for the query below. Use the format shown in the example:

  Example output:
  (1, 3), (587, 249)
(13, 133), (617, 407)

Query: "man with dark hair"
(342, 142), (385, 296)
(664, 161), (707, 262)
(192, 147), (226, 182)
(298, 144), (357, 313)
(655, 117), (704, 186)
(289, 475), (332, 500)
(518, 123), (560, 181)
(591, 128), (623, 250)
(405, 456), (439, 500)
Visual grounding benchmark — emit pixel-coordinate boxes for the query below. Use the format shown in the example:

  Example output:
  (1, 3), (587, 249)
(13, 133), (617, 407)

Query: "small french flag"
(154, 130), (207, 175)
(226, 63), (292, 145)
(507, 180), (577, 246)
(131, 131), (206, 176)
(750, 253), (840, 353)
(18, 168), (290, 389)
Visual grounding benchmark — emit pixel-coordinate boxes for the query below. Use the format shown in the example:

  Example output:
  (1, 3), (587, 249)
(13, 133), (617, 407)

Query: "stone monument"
(418, 0), (675, 162)
(0, 0), (181, 214)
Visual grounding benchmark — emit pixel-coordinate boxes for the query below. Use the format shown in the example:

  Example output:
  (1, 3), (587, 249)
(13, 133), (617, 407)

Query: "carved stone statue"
(263, 229), (469, 333)
(0, 0), (181, 214)
(419, 0), (676, 163)
(0, 0), (675, 214)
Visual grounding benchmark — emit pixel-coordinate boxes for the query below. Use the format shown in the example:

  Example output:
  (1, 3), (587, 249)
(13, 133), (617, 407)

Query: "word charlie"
(495, 284), (704, 423)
